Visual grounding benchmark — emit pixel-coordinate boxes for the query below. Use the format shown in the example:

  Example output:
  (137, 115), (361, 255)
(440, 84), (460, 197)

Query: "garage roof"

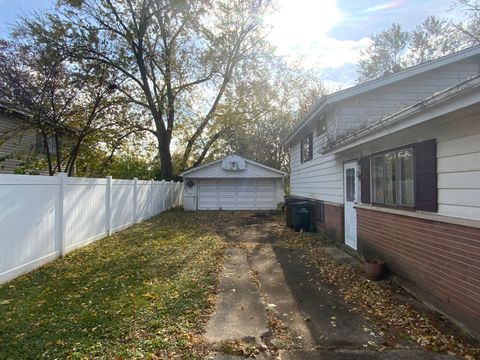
(180, 155), (287, 178)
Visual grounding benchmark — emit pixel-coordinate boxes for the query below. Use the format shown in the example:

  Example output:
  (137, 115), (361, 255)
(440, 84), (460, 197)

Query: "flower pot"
(364, 260), (384, 280)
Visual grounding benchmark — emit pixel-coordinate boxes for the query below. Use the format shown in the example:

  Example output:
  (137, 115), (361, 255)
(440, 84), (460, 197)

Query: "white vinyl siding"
(290, 132), (345, 204)
(182, 156), (285, 211)
(289, 56), (480, 218)
(291, 105), (480, 219)
(365, 111), (480, 219)
(436, 121), (480, 220)
(184, 161), (281, 178)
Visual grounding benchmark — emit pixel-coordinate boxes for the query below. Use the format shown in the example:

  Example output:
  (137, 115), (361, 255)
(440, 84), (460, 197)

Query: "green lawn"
(0, 210), (224, 359)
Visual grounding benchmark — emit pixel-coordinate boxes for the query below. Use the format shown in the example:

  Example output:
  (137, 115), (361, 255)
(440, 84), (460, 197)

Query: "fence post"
(169, 180), (174, 209)
(149, 179), (154, 217)
(106, 176), (112, 235)
(133, 177), (138, 223)
(161, 180), (166, 211)
(58, 172), (68, 256)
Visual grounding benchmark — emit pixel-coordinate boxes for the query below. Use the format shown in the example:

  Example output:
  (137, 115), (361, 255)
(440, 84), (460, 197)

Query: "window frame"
(370, 143), (416, 210)
(36, 132), (59, 155)
(300, 133), (313, 163)
(316, 201), (325, 224)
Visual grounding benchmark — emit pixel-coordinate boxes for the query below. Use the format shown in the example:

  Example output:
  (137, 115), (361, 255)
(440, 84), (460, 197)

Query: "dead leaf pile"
(315, 251), (479, 358)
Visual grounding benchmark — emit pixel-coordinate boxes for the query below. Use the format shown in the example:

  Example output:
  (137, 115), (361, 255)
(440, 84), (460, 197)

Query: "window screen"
(346, 168), (356, 202)
(372, 147), (414, 207)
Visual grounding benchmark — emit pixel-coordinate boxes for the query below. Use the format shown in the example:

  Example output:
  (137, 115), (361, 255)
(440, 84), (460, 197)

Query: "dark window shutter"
(300, 140), (304, 163)
(308, 133), (313, 160)
(360, 156), (371, 204)
(415, 139), (437, 212)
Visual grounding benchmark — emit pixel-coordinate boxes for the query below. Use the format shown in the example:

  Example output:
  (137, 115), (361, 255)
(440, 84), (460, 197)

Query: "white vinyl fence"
(0, 173), (183, 284)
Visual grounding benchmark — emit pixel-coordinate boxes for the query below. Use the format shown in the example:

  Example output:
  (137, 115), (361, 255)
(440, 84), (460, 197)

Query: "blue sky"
(0, 0), (53, 36)
(331, 0), (462, 40)
(0, 0), (465, 87)
(266, 0), (463, 87)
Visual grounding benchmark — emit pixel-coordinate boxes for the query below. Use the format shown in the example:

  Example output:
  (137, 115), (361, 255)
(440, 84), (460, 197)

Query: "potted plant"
(364, 260), (384, 281)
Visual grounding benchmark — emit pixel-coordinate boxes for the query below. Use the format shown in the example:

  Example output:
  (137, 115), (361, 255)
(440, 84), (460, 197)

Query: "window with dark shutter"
(360, 156), (371, 204)
(300, 133), (313, 163)
(415, 139), (437, 212)
(372, 146), (414, 207)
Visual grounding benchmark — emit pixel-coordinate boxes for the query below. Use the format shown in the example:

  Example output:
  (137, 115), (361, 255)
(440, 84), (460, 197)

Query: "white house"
(180, 155), (286, 211)
(284, 46), (480, 339)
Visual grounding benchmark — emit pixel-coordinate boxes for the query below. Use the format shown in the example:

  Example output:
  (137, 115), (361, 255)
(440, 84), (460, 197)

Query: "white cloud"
(266, 0), (371, 70)
(362, 1), (404, 13)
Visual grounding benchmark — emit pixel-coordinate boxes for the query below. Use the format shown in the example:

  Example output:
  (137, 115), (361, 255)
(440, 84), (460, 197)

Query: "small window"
(345, 168), (356, 202)
(301, 133), (313, 163)
(36, 133), (58, 154)
(372, 146), (414, 207)
(316, 201), (325, 223)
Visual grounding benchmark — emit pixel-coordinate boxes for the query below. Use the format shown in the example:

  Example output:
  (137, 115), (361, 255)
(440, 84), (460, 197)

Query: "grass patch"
(0, 210), (224, 359)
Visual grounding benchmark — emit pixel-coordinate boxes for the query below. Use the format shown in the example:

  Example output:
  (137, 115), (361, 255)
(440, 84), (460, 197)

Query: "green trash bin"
(285, 197), (302, 228)
(292, 202), (314, 232)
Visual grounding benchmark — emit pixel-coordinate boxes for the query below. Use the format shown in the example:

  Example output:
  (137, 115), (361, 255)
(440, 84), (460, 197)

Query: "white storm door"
(344, 161), (359, 250)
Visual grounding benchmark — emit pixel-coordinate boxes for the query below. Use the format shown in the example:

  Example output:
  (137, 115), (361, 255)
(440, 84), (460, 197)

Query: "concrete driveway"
(203, 212), (456, 360)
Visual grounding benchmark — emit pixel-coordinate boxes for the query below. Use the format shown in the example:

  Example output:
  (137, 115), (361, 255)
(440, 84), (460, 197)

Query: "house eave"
(179, 156), (287, 177)
(321, 75), (480, 155)
(284, 45), (480, 147)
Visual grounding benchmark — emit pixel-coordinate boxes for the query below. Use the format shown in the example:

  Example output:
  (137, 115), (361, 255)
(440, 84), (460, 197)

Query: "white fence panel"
(65, 177), (108, 252)
(151, 182), (165, 214)
(137, 180), (152, 221)
(0, 174), (183, 284)
(0, 175), (60, 280)
(173, 182), (183, 207)
(111, 179), (135, 232)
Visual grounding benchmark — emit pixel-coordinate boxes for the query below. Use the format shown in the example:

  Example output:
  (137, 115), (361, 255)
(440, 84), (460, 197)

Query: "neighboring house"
(0, 103), (37, 174)
(0, 102), (55, 174)
(180, 155), (287, 210)
(285, 45), (480, 339)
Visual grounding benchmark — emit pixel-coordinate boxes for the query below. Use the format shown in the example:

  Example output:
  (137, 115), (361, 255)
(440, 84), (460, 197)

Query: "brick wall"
(325, 204), (344, 242)
(357, 207), (480, 337)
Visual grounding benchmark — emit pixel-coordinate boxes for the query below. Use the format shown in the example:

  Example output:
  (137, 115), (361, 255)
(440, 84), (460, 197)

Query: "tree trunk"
(157, 135), (173, 180)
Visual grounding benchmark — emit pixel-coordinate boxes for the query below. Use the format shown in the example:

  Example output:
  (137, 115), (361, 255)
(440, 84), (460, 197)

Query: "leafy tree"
(101, 150), (158, 180)
(195, 55), (328, 172)
(357, 6), (480, 83)
(0, 34), (135, 176)
(409, 16), (464, 64)
(30, 0), (273, 179)
(357, 23), (410, 82)
(452, 0), (480, 43)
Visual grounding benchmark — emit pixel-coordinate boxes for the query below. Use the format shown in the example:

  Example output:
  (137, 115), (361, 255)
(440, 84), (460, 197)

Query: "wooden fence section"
(0, 174), (183, 284)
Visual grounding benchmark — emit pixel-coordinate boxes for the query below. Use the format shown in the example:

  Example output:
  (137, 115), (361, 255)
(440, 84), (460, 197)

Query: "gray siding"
(0, 113), (39, 174)
(334, 57), (480, 137)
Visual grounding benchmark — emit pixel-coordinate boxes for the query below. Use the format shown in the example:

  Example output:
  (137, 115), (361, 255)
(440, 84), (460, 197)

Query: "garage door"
(197, 179), (277, 210)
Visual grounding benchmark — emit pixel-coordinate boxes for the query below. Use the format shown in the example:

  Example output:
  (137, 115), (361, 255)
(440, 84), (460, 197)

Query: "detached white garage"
(180, 155), (287, 210)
